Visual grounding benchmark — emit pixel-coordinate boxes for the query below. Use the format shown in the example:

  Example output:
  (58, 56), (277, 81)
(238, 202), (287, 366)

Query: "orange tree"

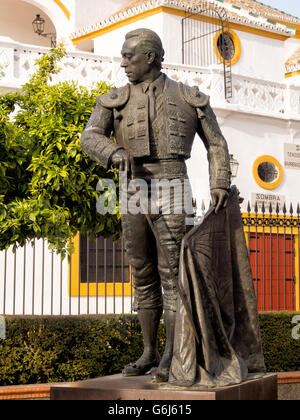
(0, 46), (121, 257)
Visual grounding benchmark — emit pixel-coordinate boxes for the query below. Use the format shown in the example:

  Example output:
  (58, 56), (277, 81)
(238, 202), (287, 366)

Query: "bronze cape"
(169, 188), (266, 387)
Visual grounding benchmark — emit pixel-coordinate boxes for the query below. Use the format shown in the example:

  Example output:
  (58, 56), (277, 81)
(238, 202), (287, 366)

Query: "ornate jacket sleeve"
(80, 98), (123, 169)
(197, 103), (231, 190)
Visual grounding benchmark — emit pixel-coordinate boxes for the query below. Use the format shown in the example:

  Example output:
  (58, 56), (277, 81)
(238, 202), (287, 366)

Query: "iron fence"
(0, 237), (133, 316)
(0, 203), (300, 316)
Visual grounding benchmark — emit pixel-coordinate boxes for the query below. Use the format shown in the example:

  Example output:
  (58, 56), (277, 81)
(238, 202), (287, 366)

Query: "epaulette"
(98, 84), (130, 108)
(179, 83), (209, 108)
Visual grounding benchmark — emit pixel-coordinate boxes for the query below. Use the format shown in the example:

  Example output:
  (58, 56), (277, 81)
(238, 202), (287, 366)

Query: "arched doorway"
(0, 0), (72, 48)
(0, 0), (57, 47)
(182, 2), (233, 100)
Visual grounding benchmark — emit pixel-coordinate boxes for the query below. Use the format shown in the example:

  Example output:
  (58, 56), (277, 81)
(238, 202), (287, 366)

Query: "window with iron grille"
(217, 32), (235, 62)
(79, 235), (130, 285)
(69, 234), (132, 298)
(182, 4), (233, 100)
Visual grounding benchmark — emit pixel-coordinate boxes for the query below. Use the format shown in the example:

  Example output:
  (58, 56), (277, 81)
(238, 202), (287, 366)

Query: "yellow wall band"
(72, 6), (291, 45)
(285, 70), (300, 79)
(70, 281), (133, 298)
(52, 0), (70, 20)
(253, 155), (284, 191)
(272, 20), (300, 39)
(72, 6), (165, 45)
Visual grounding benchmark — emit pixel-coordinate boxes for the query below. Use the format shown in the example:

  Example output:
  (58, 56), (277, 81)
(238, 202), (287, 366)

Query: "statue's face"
(121, 37), (153, 83)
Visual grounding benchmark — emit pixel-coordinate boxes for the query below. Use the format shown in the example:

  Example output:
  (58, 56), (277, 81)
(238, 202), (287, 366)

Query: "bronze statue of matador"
(81, 28), (232, 383)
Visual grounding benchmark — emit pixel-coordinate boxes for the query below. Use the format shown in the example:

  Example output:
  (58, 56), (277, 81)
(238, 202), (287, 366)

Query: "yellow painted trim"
(272, 19), (300, 39)
(69, 233), (133, 297)
(285, 70), (300, 79)
(243, 213), (297, 235)
(253, 155), (284, 191)
(52, 0), (70, 20)
(69, 233), (79, 297)
(228, 21), (289, 41)
(242, 213), (300, 311)
(213, 29), (242, 66)
(72, 6), (290, 45)
(72, 6), (164, 45)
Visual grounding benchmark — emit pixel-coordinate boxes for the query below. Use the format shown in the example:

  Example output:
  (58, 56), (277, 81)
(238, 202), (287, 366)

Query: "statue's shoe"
(151, 367), (170, 383)
(122, 357), (160, 377)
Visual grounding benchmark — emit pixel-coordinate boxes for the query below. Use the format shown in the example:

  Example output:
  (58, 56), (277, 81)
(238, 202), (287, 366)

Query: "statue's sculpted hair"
(125, 28), (165, 70)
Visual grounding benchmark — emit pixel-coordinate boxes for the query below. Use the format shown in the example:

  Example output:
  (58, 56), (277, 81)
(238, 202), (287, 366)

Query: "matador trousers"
(121, 160), (194, 312)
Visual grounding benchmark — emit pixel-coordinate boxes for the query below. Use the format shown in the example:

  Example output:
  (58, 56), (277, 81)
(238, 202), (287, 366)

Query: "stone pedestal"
(50, 373), (277, 401)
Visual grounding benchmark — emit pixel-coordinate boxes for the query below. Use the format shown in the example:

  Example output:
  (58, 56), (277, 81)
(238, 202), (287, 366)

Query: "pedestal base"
(50, 373), (277, 401)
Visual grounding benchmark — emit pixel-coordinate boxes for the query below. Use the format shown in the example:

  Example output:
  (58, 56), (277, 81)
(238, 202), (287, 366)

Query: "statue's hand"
(110, 149), (131, 174)
(211, 188), (229, 214)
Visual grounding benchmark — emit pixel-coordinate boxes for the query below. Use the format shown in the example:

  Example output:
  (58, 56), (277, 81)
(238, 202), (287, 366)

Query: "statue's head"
(121, 28), (165, 83)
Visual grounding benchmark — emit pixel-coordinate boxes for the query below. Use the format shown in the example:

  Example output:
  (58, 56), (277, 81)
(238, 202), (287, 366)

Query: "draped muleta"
(169, 187), (266, 388)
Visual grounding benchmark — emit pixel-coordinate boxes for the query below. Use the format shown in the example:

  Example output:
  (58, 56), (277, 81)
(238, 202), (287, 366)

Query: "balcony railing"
(1, 39), (300, 119)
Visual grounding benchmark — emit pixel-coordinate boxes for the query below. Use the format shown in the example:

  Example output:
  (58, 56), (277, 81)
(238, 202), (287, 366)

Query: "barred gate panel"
(249, 233), (295, 311)
(243, 203), (300, 312)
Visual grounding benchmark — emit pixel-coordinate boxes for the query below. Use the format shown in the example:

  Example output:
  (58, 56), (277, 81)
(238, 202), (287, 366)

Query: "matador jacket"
(81, 74), (231, 190)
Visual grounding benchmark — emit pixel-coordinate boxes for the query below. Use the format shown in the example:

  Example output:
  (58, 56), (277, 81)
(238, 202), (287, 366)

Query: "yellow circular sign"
(253, 155), (284, 190)
(213, 29), (242, 66)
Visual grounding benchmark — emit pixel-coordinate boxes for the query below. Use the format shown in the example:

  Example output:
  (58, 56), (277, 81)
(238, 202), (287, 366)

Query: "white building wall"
(219, 112), (300, 209)
(71, 0), (130, 31)
(187, 111), (300, 215)
(93, 11), (290, 82)
(287, 74), (300, 85)
(232, 30), (286, 81)
(162, 13), (183, 64)
(93, 13), (165, 57)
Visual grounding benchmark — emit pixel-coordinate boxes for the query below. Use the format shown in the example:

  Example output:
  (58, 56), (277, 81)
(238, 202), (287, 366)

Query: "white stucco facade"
(93, 13), (165, 57)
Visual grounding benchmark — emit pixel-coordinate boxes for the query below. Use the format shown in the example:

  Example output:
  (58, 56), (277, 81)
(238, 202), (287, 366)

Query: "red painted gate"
(249, 233), (296, 311)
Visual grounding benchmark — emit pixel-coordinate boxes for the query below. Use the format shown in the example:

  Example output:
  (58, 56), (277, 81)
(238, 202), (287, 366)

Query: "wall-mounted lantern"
(230, 154), (239, 179)
(32, 14), (56, 48)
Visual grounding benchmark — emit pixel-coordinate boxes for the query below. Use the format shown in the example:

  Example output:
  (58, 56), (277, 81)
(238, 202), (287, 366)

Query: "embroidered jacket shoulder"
(98, 85), (130, 109)
(178, 83), (209, 109)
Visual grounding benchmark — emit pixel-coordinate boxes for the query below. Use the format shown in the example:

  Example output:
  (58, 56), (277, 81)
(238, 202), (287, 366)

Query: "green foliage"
(0, 313), (299, 386)
(0, 45), (121, 256)
(0, 316), (159, 385)
(260, 312), (300, 372)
